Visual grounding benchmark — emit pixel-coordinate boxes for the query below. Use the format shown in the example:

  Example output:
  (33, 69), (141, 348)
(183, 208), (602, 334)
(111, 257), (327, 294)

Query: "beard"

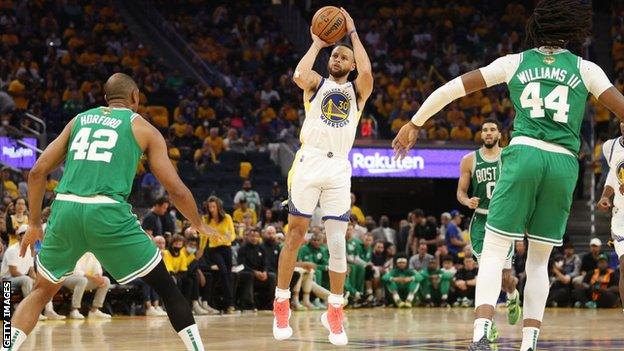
(483, 137), (499, 149)
(328, 63), (350, 79)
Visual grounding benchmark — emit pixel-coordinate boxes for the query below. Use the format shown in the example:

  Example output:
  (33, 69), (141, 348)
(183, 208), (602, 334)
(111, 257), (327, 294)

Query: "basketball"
(311, 6), (347, 43)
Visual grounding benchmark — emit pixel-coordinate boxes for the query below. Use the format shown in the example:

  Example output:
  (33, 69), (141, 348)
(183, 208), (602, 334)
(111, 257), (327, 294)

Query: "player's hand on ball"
(340, 7), (355, 33)
(468, 197), (480, 209)
(20, 224), (43, 258)
(597, 197), (611, 212)
(310, 27), (333, 48)
(392, 122), (419, 160)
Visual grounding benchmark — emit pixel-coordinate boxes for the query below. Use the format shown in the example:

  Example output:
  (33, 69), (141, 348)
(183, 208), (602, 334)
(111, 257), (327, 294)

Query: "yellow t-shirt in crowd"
(4, 180), (18, 199)
(162, 249), (188, 273)
(203, 214), (235, 248)
(233, 208), (257, 225)
(351, 205), (365, 225)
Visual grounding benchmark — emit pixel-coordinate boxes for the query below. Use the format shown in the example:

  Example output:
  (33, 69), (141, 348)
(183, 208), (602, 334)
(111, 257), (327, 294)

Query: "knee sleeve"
(324, 219), (348, 273)
(475, 230), (514, 308)
(523, 240), (553, 321)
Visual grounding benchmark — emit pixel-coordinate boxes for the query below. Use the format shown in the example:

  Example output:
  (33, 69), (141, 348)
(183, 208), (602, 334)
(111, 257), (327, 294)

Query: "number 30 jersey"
(300, 78), (360, 158)
(479, 48), (613, 155)
(55, 106), (143, 201)
(470, 149), (501, 213)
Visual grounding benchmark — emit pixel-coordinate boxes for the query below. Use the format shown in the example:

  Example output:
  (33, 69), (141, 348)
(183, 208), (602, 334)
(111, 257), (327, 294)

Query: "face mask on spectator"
(171, 246), (181, 254)
(186, 247), (197, 254)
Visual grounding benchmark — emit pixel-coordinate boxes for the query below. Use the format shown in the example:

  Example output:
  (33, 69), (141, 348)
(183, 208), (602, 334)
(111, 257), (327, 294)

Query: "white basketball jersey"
(300, 78), (360, 158)
(603, 137), (624, 217)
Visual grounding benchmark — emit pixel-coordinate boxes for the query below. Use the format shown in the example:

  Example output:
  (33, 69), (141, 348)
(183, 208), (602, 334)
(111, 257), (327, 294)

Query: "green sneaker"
(506, 291), (522, 325)
(487, 321), (499, 343)
(585, 301), (597, 309)
(397, 301), (407, 308)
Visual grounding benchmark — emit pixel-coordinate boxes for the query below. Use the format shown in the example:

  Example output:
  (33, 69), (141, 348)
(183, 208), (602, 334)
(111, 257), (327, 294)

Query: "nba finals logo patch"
(320, 89), (351, 128)
(543, 56), (555, 65)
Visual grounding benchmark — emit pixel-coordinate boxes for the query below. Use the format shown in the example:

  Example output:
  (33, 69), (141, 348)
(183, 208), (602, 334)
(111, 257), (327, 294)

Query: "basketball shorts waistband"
(55, 193), (119, 204)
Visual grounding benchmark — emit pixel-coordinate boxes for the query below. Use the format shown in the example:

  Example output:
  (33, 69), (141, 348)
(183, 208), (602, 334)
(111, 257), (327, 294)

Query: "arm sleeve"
(479, 54), (522, 87)
(580, 59), (613, 97)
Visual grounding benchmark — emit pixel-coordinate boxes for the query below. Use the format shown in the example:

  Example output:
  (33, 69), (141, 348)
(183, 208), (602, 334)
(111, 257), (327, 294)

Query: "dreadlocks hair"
(524, 0), (592, 49)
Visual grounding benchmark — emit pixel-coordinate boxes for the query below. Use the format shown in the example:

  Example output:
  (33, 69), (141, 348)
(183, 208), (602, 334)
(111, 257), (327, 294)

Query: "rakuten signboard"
(349, 147), (472, 178)
(0, 137), (37, 169)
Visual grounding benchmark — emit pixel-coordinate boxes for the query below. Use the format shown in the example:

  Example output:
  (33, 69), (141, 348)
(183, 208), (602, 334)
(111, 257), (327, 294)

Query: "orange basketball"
(311, 6), (347, 43)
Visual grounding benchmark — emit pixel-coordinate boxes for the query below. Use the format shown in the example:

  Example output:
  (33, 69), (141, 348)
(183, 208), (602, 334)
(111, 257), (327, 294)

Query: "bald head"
(104, 73), (139, 103)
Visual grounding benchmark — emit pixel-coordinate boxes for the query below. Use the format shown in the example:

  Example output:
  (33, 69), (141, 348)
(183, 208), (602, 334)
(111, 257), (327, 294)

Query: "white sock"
(392, 292), (400, 303)
(520, 327), (540, 351)
(275, 288), (291, 302)
(406, 293), (415, 302)
(507, 289), (518, 301)
(3, 327), (27, 351)
(328, 293), (344, 307)
(472, 318), (492, 342)
(177, 324), (205, 351)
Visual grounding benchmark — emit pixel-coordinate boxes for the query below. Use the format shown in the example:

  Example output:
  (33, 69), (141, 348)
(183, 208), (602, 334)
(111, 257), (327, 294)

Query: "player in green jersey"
(5, 73), (216, 351)
(393, 1), (624, 350)
(457, 119), (521, 341)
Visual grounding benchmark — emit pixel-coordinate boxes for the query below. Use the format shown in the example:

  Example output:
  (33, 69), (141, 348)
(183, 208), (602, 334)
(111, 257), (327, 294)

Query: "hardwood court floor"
(16, 307), (624, 350)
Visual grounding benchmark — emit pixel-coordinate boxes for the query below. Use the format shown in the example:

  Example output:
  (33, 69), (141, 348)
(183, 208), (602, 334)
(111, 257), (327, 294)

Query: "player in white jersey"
(597, 121), (624, 310)
(272, 8), (373, 346)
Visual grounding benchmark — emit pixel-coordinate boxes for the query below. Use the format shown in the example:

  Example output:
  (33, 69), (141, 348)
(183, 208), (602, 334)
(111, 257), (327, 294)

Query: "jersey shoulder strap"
(470, 151), (478, 176)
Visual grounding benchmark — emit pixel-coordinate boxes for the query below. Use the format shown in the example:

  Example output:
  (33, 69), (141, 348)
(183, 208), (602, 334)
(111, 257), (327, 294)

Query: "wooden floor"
(16, 307), (624, 350)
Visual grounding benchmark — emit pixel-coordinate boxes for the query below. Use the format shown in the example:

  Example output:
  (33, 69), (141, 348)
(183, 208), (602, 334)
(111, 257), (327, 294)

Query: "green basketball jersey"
(470, 149), (501, 211)
(508, 49), (589, 153)
(55, 106), (143, 201)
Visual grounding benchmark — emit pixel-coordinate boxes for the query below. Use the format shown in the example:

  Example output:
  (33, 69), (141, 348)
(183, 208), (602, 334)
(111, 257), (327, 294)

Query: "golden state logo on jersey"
(617, 161), (624, 185)
(320, 88), (352, 128)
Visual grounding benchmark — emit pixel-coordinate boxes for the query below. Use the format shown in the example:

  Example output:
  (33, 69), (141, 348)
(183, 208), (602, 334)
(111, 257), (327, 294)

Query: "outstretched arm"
(292, 29), (331, 93)
(457, 153), (479, 209)
(341, 8), (373, 106)
(21, 119), (73, 256)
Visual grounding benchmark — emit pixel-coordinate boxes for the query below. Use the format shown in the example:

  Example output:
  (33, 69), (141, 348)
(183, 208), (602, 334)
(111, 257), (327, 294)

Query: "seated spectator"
(454, 256), (478, 307)
(141, 197), (169, 237)
(63, 252), (111, 319)
(181, 229), (219, 315)
(140, 167), (164, 206)
(205, 127), (224, 155)
(370, 240), (388, 301)
(572, 254), (619, 308)
(409, 240), (435, 271)
(2, 167), (18, 199)
(382, 254), (422, 308)
(390, 112), (409, 134)
(445, 210), (466, 257)
(9, 197), (28, 246)
(350, 193), (365, 226)
(548, 243), (581, 307)
(193, 139), (219, 172)
(292, 233), (330, 310)
(440, 255), (457, 277)
(233, 180), (261, 214)
(574, 238), (603, 287)
(345, 223), (366, 301)
(420, 258), (453, 307)
(223, 128), (245, 152)
(233, 198), (257, 226)
(237, 228), (276, 310)
(1, 225), (63, 320)
(129, 235), (167, 316)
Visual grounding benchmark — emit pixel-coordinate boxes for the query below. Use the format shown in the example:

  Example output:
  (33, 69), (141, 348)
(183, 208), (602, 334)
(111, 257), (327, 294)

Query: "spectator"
(2, 167), (18, 199)
(1, 225), (63, 320)
(237, 228), (276, 310)
(233, 198), (257, 226)
(233, 180), (261, 214)
(548, 245), (580, 307)
(140, 167), (164, 206)
(421, 258), (453, 307)
(205, 127), (224, 156)
(223, 128), (244, 152)
(258, 208), (279, 230)
(203, 196), (236, 313)
(345, 223), (367, 300)
(292, 232), (330, 309)
(62, 252), (111, 319)
(141, 197), (169, 237)
(261, 226), (280, 273)
(297, 232), (330, 289)
(450, 118), (473, 141)
(181, 230), (219, 315)
(445, 210), (466, 257)
(266, 181), (286, 211)
(382, 254), (422, 308)
(17, 170), (28, 198)
(194, 139), (218, 173)
(572, 254), (619, 308)
(454, 256), (478, 307)
(409, 240), (435, 271)
(9, 197), (28, 245)
(371, 215), (396, 245)
(574, 238), (603, 287)
(406, 209), (438, 255)
(438, 212), (452, 240)
(350, 193), (365, 226)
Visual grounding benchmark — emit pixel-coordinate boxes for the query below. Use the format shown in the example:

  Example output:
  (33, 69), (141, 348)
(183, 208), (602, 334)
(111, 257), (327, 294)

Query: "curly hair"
(525, 0), (592, 48)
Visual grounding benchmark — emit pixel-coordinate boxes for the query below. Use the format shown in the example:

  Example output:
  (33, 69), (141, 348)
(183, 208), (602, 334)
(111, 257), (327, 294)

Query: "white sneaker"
(145, 307), (161, 317)
(192, 304), (208, 316)
(320, 305), (348, 346)
(154, 306), (168, 316)
(69, 309), (85, 319)
(88, 309), (112, 319)
(38, 314), (47, 321)
(199, 301), (220, 315)
(45, 309), (66, 320)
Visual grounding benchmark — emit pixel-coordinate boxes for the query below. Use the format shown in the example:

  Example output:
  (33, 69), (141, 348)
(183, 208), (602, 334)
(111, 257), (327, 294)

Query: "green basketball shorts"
(485, 138), (578, 246)
(469, 211), (514, 268)
(37, 194), (161, 284)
